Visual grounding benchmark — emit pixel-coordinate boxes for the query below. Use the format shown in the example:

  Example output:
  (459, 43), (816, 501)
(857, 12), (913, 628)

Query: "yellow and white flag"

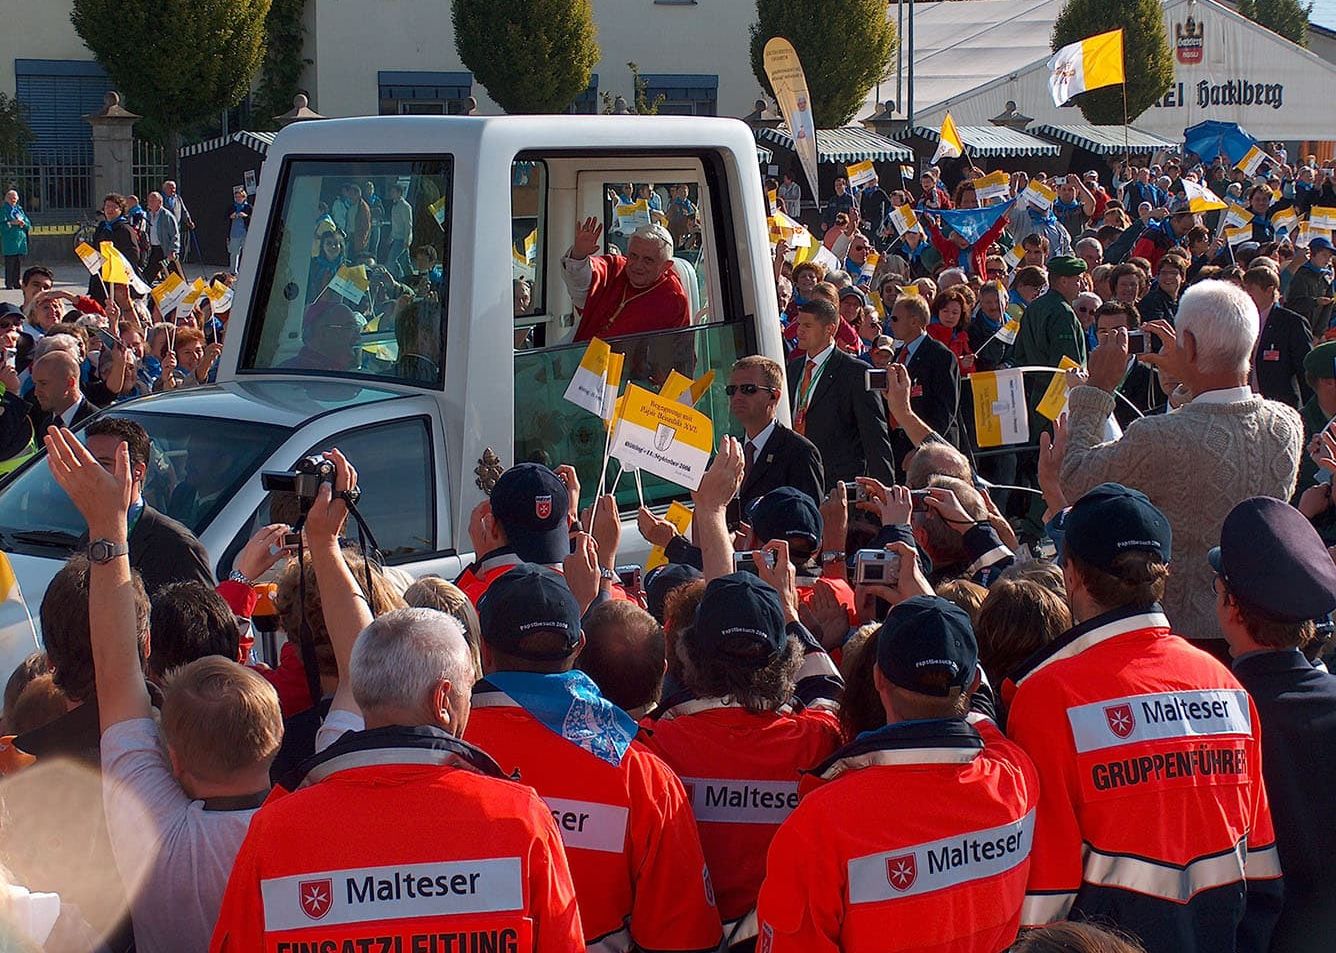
(326, 264), (369, 304)
(931, 112), (964, 164)
(1310, 207), (1336, 232)
(972, 368), (1029, 447)
(99, 241), (131, 286)
(610, 384), (715, 490)
(564, 337), (614, 417)
(846, 159), (878, 189)
(767, 188), (779, 213)
(429, 196), (447, 229)
(1037, 356), (1082, 421)
(996, 316), (1021, 345)
(602, 352), (625, 425)
(1021, 181), (1057, 213)
(888, 204), (921, 236)
(1224, 224), (1253, 246)
(861, 250), (880, 281)
(616, 200), (652, 233)
(1271, 206), (1299, 236)
(150, 272), (188, 314)
(1003, 245), (1024, 269)
(1048, 28), (1125, 107)
(178, 277), (209, 314)
(1294, 222), (1333, 249)
(660, 369), (715, 406)
(74, 241), (105, 275)
(1236, 144), (1270, 177)
(1224, 204), (1254, 229)
(1182, 178), (1227, 213)
(645, 501), (693, 572)
(206, 280), (234, 313)
(973, 170), (1011, 202)
(0, 552), (38, 694)
(768, 209), (804, 245)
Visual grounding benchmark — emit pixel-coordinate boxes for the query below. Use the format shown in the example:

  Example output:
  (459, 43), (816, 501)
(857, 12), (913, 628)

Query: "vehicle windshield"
(0, 413), (288, 557)
(241, 157), (453, 386)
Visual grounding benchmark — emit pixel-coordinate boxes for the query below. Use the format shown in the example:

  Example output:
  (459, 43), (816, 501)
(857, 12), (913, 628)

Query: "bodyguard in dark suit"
(1211, 497), (1336, 952)
(1246, 265), (1313, 408)
(728, 356), (824, 508)
(786, 298), (894, 488)
(26, 349), (99, 440)
(886, 292), (959, 475)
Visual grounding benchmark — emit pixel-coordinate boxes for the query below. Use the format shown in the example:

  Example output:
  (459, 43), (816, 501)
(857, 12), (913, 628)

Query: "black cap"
(1062, 483), (1172, 571)
(747, 487), (823, 547)
(488, 463), (570, 565)
(643, 563), (702, 623)
(875, 595), (977, 697)
(477, 564), (582, 661)
(0, 302), (21, 321)
(1209, 497), (1336, 623)
(691, 573), (786, 670)
(839, 286), (869, 306)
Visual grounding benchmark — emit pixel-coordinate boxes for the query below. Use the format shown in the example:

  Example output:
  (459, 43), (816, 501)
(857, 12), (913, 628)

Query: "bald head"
(32, 350), (81, 414)
(905, 440), (972, 489)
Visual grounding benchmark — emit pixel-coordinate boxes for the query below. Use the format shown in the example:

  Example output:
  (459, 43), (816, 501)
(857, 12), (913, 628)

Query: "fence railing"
(0, 148), (95, 224)
(132, 139), (168, 203)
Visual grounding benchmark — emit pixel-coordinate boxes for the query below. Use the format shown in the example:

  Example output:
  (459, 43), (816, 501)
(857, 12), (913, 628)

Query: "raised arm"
(693, 436), (745, 581)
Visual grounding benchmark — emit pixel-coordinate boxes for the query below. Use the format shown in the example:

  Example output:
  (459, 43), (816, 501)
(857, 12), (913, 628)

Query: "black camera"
(261, 454), (337, 504)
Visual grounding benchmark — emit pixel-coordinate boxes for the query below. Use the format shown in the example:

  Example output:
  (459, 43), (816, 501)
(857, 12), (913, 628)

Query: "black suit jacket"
(1232, 650), (1336, 946)
(739, 423), (825, 509)
(26, 395), (99, 441)
(129, 504), (216, 595)
(1255, 305), (1313, 408)
(787, 348), (894, 488)
(890, 335), (960, 473)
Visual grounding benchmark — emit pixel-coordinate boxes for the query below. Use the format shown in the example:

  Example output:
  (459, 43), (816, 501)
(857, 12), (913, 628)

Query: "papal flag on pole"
(564, 337), (614, 416)
(1182, 178), (1227, 213)
(0, 552), (38, 696)
(1236, 144), (1269, 177)
(931, 112), (964, 164)
(660, 369), (715, 406)
(601, 352), (625, 426)
(846, 159), (878, 189)
(1310, 207), (1336, 232)
(888, 204), (922, 236)
(1047, 29), (1125, 107)
(326, 264), (369, 304)
(971, 368), (1029, 447)
(1271, 206), (1299, 236)
(610, 384), (714, 490)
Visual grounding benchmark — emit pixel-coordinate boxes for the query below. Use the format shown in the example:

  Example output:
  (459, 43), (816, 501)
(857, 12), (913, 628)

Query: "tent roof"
(1028, 124), (1179, 155)
(180, 130), (278, 159)
(897, 124), (1060, 157)
(755, 125), (912, 163)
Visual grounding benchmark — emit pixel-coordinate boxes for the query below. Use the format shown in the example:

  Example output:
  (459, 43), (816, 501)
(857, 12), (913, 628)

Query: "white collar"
(59, 399), (82, 426)
(747, 419), (778, 456)
(804, 341), (836, 367)
(1192, 385), (1254, 405)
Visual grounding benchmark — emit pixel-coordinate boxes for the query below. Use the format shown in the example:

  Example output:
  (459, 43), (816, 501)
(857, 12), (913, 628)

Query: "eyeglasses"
(725, 384), (777, 397)
(986, 270), (1006, 278)
(1076, 306), (1096, 314)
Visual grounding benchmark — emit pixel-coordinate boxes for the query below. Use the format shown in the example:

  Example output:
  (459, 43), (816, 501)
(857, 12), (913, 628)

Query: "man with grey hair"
(1074, 236), (1103, 273)
(1058, 279), (1304, 653)
(936, 266), (967, 291)
(562, 216), (690, 342)
(143, 191), (180, 283)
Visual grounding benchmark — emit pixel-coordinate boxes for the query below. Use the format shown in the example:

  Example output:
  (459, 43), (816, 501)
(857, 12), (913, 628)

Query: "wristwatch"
(87, 538), (129, 564)
(598, 567), (618, 584)
(821, 550), (846, 565)
(228, 569), (253, 587)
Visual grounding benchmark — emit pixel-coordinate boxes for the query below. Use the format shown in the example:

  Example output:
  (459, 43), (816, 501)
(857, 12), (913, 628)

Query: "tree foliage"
(1238, 0), (1311, 47)
(452, 0), (599, 113)
(254, 0), (311, 128)
(0, 94), (33, 163)
(1051, 0), (1174, 124)
(71, 0), (271, 172)
(749, 0), (896, 128)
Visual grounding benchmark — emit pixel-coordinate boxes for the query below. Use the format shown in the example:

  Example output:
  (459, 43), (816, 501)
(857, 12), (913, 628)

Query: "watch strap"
(88, 538), (129, 564)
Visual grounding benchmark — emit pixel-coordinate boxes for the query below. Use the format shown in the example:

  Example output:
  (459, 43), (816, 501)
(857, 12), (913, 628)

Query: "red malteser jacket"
(755, 713), (1039, 953)
(208, 725), (584, 953)
(643, 690), (842, 944)
(465, 677), (723, 953)
(1002, 606), (1283, 953)
(456, 552), (633, 608)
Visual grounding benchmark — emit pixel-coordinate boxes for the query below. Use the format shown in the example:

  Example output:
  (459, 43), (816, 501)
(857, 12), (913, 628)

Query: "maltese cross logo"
(535, 495), (553, 520)
(1105, 704), (1135, 739)
(298, 878), (333, 920)
(886, 854), (917, 891)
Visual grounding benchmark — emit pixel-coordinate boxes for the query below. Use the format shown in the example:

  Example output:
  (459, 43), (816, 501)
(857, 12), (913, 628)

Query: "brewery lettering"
(1091, 746), (1247, 791)
(347, 870), (483, 904)
(925, 829), (1027, 875)
(1153, 80), (1284, 110)
(276, 929), (520, 953)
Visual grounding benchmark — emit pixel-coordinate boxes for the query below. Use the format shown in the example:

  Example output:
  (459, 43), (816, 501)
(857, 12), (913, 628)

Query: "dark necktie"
(744, 440), (756, 481)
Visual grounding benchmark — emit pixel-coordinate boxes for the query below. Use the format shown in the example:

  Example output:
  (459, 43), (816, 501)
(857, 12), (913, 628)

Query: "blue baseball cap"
(876, 595), (977, 696)
(747, 487), (823, 548)
(1062, 483), (1172, 571)
(1309, 236), (1334, 254)
(643, 563), (702, 623)
(488, 463), (570, 565)
(690, 573), (786, 670)
(1209, 497), (1336, 623)
(477, 564), (582, 660)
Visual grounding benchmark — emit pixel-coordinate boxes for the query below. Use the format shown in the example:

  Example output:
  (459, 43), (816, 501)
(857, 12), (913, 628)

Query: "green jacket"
(1298, 394), (1336, 543)
(1012, 289), (1086, 371)
(1288, 263), (1333, 335)
(1, 204), (28, 257)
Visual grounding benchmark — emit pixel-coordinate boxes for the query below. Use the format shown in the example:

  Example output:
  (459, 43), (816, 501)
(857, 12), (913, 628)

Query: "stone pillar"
(275, 93), (325, 127)
(84, 92), (140, 199)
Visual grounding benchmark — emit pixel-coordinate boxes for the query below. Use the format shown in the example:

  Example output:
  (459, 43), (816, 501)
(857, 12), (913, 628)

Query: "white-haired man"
(1057, 279), (1303, 655)
(561, 217), (690, 341)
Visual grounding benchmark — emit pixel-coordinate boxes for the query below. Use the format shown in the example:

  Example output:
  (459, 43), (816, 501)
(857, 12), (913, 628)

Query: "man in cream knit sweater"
(1059, 279), (1303, 653)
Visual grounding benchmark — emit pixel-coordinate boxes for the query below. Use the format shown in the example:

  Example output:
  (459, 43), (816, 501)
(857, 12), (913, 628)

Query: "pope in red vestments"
(562, 217), (691, 342)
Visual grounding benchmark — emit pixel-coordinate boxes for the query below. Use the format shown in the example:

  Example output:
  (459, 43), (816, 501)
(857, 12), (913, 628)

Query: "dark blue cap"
(1310, 236), (1335, 253)
(1209, 497), (1336, 623)
(747, 487), (823, 548)
(1063, 483), (1172, 572)
(876, 595), (977, 697)
(643, 563), (702, 623)
(477, 564), (582, 660)
(691, 573), (786, 669)
(489, 463), (570, 565)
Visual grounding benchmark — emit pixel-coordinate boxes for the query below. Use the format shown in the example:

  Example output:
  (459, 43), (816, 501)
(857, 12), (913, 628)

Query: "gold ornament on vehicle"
(475, 448), (504, 495)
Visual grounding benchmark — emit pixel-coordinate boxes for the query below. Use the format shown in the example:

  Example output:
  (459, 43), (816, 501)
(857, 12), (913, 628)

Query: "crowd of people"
(0, 143), (1333, 953)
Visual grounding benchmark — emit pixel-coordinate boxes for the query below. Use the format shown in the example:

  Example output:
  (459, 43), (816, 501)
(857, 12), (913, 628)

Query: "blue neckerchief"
(3, 203), (22, 219)
(231, 201), (248, 216)
(972, 308), (1001, 335)
(1303, 260), (1335, 282)
(485, 670), (638, 767)
(1053, 198), (1082, 215)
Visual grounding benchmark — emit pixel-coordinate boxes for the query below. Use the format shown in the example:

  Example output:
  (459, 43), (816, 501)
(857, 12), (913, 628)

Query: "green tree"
(70, 0), (271, 176)
(0, 94), (33, 163)
(749, 0), (896, 128)
(1238, 0), (1311, 47)
(452, 0), (599, 113)
(1051, 0), (1174, 124)
(254, 0), (312, 127)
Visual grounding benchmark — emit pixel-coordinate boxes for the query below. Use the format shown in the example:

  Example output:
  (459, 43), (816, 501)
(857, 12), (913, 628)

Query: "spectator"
(281, 300), (361, 373)
(161, 180), (193, 242)
(577, 600), (666, 718)
(934, 577), (987, 622)
(1137, 252), (1186, 327)
(1091, 300), (1160, 425)
(2, 189), (30, 290)
(383, 181), (413, 277)
(26, 350), (98, 440)
(145, 581), (241, 683)
(306, 229), (347, 303)
(1131, 202), (1197, 272)
(1006, 484), (1281, 951)
(974, 578), (1071, 689)
(340, 182), (372, 258)
(226, 186), (250, 275)
(888, 293), (961, 470)
(1014, 256), (1087, 433)
(927, 286), (976, 373)
(562, 219), (690, 341)
(821, 176), (856, 231)
(401, 576), (482, 677)
(1244, 264), (1312, 408)
(1075, 236), (1103, 274)
(1111, 262), (1144, 304)
(1062, 280), (1304, 647)
(777, 171), (802, 217)
(1011, 922), (1146, 953)
(142, 191), (180, 285)
(1285, 235), (1334, 333)
(1212, 496), (1336, 950)
(171, 326), (222, 388)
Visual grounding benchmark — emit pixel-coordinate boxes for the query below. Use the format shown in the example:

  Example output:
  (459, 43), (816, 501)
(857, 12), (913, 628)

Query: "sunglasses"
(725, 384), (777, 397)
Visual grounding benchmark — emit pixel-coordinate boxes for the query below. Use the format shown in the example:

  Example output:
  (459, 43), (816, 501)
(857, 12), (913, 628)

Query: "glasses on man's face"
(1076, 306), (1095, 314)
(725, 383), (775, 397)
(987, 269), (1006, 278)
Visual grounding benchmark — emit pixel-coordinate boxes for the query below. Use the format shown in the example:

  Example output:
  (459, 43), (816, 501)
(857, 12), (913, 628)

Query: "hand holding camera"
(302, 449), (357, 548)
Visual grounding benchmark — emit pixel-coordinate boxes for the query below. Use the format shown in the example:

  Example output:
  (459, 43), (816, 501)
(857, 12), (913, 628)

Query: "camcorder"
(261, 454), (337, 511)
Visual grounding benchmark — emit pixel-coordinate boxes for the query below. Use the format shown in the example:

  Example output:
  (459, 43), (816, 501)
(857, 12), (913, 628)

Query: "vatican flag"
(931, 112), (964, 164)
(564, 337), (613, 417)
(610, 385), (714, 490)
(0, 552), (38, 695)
(1048, 29), (1125, 107)
(1181, 178), (1228, 213)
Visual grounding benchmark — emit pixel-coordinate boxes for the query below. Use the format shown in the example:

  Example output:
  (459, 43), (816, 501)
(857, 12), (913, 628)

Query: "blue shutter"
(14, 60), (112, 156)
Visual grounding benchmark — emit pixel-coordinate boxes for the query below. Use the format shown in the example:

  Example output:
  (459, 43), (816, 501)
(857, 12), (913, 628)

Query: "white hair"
(1176, 279), (1258, 375)
(350, 608), (474, 718)
(937, 267), (967, 290)
(1074, 291), (1102, 310)
(1075, 237), (1103, 258)
(629, 223), (674, 260)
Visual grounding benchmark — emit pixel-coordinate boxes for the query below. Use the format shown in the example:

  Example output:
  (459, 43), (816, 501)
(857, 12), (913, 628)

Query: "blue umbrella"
(1183, 120), (1261, 167)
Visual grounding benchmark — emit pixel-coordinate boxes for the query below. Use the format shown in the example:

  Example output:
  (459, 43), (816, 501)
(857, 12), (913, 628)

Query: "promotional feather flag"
(763, 37), (819, 201)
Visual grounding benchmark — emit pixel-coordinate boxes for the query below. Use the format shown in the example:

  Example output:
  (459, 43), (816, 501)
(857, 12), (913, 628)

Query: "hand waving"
(45, 427), (131, 535)
(572, 217), (604, 260)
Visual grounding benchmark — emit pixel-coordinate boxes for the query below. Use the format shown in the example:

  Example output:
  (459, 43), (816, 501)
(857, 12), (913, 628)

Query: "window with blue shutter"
(377, 71), (474, 115)
(14, 60), (112, 156)
(639, 74), (718, 116)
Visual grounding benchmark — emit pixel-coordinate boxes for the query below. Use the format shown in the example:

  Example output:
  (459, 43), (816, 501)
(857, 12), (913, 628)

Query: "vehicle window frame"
(237, 154), (455, 388)
(512, 159), (549, 325)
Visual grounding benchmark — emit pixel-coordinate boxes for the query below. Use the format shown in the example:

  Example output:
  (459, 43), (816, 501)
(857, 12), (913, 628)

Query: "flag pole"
(1120, 31), (1130, 169)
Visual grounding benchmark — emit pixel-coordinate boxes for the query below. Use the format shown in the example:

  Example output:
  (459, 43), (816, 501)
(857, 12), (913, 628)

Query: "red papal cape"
(574, 255), (691, 342)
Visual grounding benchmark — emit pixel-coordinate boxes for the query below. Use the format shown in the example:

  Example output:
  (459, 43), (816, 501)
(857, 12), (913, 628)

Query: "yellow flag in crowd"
(99, 242), (130, 285)
(1048, 29), (1124, 107)
(1181, 179), (1227, 214)
(327, 264), (369, 304)
(932, 112), (964, 164)
(75, 241), (104, 275)
(972, 368), (1029, 448)
(846, 159), (877, 188)
(1236, 144), (1269, 177)
(1271, 207), (1299, 236)
(1037, 356), (1082, 421)
(564, 337), (614, 417)
(609, 384), (714, 491)
(660, 369), (715, 406)
(973, 170), (1011, 202)
(1310, 207), (1336, 232)
(645, 501), (694, 572)
(602, 352), (626, 426)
